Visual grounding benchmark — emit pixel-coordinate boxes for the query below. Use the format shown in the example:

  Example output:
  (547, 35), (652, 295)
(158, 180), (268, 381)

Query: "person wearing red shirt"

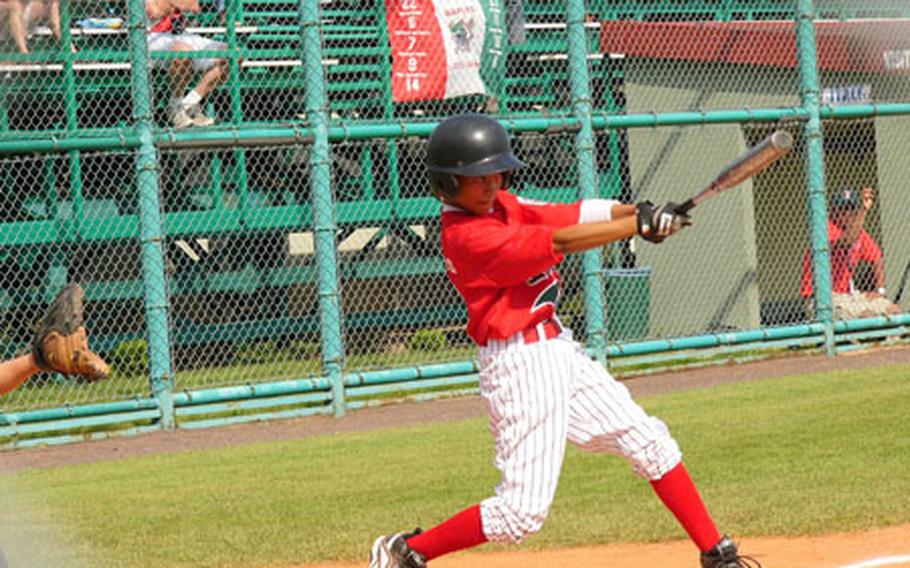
(368, 114), (759, 568)
(145, 0), (228, 128)
(801, 187), (900, 320)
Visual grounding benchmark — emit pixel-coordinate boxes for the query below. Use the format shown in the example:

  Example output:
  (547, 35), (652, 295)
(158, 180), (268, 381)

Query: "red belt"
(521, 318), (563, 345)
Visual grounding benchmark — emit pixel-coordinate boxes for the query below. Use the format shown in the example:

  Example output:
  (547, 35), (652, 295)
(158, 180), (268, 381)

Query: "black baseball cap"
(830, 189), (862, 211)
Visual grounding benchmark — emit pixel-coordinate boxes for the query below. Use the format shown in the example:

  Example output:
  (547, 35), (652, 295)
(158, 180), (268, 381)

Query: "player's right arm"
(607, 203), (637, 219)
(552, 202), (689, 254)
(552, 216), (638, 254)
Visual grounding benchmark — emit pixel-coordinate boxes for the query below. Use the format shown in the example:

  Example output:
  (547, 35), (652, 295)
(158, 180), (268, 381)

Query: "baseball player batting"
(369, 114), (760, 568)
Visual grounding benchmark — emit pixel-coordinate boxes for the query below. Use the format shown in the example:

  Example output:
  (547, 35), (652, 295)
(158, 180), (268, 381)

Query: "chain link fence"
(1, 0), (909, 441)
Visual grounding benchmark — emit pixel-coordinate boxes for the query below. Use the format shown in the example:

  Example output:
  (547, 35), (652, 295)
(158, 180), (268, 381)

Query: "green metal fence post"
(128, 0), (176, 427)
(300, 0), (346, 416)
(225, 0), (244, 125)
(225, 0), (250, 223)
(796, 0), (835, 356)
(59, 0), (85, 238)
(566, 0), (608, 363)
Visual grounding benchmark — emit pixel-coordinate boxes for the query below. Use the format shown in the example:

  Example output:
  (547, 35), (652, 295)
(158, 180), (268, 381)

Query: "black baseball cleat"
(369, 528), (427, 568)
(700, 535), (762, 568)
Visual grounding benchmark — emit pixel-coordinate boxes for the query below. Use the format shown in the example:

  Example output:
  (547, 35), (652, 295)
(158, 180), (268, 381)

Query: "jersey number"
(531, 280), (560, 313)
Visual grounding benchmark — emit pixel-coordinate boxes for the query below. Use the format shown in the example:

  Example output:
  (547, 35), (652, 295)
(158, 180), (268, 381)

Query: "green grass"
(2, 362), (909, 568)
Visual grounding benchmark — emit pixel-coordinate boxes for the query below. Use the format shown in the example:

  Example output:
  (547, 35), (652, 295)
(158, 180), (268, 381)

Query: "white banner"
(387, 0), (488, 102)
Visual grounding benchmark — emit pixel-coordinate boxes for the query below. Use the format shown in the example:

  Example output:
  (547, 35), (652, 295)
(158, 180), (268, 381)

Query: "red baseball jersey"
(149, 9), (183, 33)
(800, 219), (883, 297)
(441, 191), (582, 345)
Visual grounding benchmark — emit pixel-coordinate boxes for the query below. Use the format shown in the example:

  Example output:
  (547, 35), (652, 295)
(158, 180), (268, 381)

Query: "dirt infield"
(2, 343), (908, 473)
(304, 523), (910, 568)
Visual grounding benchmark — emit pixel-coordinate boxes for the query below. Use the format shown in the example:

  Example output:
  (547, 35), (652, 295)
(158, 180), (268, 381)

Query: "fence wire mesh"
(623, 123), (806, 339)
(1, 0), (909, 425)
(0, 1), (132, 134)
(601, 10), (802, 115)
(336, 130), (591, 371)
(4, 2), (910, 134)
(815, 7), (910, 106)
(808, 115), (910, 322)
(159, 145), (322, 390)
(0, 149), (150, 409)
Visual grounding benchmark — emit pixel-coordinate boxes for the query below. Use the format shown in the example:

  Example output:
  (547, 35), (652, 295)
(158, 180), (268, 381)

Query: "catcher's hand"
(636, 200), (693, 243)
(32, 283), (110, 382)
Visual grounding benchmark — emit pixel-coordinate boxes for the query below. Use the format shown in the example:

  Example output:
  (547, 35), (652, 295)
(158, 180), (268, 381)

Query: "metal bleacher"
(0, 0), (632, 366)
(0, 1), (450, 364)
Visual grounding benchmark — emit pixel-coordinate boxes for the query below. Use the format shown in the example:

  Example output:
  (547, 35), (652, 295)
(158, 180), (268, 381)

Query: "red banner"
(386, 0), (488, 102)
(386, 0), (447, 102)
(600, 20), (910, 75)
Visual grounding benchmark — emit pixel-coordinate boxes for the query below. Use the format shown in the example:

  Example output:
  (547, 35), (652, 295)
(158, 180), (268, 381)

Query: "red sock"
(650, 463), (721, 552)
(406, 504), (488, 561)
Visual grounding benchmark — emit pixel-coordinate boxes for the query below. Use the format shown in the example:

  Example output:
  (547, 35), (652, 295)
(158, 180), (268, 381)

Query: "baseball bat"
(677, 129), (794, 214)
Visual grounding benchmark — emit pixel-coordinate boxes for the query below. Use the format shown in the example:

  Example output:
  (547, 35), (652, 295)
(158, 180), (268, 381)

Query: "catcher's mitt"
(32, 283), (110, 382)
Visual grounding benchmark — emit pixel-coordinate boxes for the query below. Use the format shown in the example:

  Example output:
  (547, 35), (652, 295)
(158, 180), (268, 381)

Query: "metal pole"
(796, 0), (835, 356)
(11, 102), (910, 154)
(566, 0), (608, 363)
(59, 0), (84, 237)
(225, 0), (250, 224)
(225, 0), (244, 125)
(128, 0), (176, 427)
(16, 95), (910, 146)
(300, 0), (346, 416)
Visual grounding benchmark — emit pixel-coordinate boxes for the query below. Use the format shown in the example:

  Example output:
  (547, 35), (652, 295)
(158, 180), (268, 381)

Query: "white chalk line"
(838, 555), (910, 568)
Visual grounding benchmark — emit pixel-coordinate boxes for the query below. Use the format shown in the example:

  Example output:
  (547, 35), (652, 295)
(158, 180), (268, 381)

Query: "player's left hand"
(32, 283), (110, 382)
(636, 201), (692, 243)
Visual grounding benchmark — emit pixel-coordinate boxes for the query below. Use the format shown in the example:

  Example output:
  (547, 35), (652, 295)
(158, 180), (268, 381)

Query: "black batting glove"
(658, 201), (693, 233)
(636, 201), (693, 244)
(636, 201), (665, 243)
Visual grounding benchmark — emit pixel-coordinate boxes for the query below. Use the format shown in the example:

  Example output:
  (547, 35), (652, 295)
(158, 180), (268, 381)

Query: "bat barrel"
(712, 129), (794, 191)
(683, 129), (794, 211)
(770, 129), (794, 151)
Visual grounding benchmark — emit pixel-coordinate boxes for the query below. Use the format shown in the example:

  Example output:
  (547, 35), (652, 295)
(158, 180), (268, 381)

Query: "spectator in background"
(213, 0), (225, 24)
(0, 0), (68, 55)
(146, 0), (228, 128)
(505, 0), (525, 45)
(800, 187), (901, 320)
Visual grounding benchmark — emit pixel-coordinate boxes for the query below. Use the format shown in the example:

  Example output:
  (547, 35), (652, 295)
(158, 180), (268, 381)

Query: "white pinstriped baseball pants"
(477, 327), (682, 544)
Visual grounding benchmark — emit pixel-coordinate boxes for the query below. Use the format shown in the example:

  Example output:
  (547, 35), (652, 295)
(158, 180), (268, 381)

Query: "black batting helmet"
(426, 114), (525, 197)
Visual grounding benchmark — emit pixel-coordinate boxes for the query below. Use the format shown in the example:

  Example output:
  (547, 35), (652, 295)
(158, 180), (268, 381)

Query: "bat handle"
(676, 198), (695, 214)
